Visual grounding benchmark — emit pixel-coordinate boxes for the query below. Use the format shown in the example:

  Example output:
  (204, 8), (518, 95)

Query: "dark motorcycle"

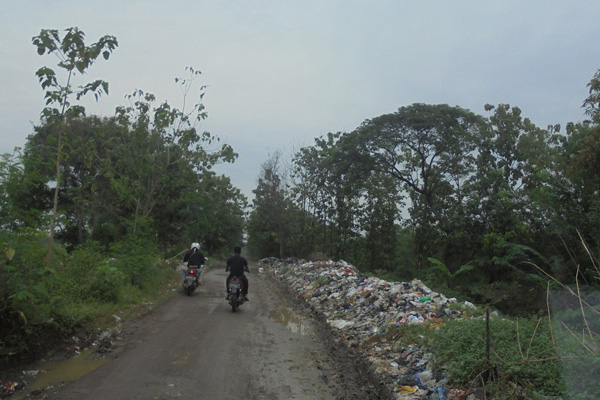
(183, 265), (203, 296)
(227, 276), (245, 312)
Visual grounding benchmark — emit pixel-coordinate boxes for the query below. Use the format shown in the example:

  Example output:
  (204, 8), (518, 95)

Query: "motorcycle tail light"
(190, 270), (195, 274)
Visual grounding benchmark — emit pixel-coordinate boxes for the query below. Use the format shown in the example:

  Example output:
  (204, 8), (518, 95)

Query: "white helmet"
(191, 242), (200, 251)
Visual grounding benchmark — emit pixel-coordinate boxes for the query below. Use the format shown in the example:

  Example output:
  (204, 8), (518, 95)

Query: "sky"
(2, 1), (600, 199)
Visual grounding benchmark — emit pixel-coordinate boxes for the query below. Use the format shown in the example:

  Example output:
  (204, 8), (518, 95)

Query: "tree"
(106, 69), (236, 241)
(247, 153), (291, 258)
(191, 173), (247, 254)
(0, 150), (32, 229)
(548, 119), (600, 282)
(457, 104), (554, 281)
(19, 67), (241, 253)
(32, 27), (117, 262)
(21, 116), (125, 248)
(292, 133), (365, 260)
(355, 103), (486, 265)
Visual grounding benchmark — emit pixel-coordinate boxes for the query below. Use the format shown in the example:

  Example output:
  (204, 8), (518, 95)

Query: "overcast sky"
(2, 1), (600, 198)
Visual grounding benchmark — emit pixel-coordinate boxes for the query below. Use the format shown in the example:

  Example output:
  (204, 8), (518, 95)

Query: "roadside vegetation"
(388, 266), (600, 399)
(0, 27), (245, 366)
(0, 228), (178, 362)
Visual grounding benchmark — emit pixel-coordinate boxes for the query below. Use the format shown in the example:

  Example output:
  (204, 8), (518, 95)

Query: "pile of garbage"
(259, 258), (477, 400)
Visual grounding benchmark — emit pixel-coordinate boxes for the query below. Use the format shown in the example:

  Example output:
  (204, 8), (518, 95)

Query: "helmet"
(191, 242), (200, 251)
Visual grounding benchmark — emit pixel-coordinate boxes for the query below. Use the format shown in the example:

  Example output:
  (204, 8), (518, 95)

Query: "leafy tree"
(583, 68), (600, 124)
(32, 27), (117, 262)
(360, 171), (400, 271)
(354, 103), (486, 265)
(20, 116), (126, 248)
(179, 172), (247, 255)
(292, 133), (365, 261)
(17, 66), (242, 254)
(458, 104), (553, 282)
(0, 150), (42, 229)
(247, 153), (291, 258)
(107, 69), (236, 240)
(546, 102), (600, 283)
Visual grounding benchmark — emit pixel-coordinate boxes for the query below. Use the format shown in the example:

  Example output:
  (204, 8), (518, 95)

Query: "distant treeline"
(247, 68), (600, 311)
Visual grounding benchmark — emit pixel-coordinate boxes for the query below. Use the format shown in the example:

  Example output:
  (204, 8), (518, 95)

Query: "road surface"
(21, 264), (381, 400)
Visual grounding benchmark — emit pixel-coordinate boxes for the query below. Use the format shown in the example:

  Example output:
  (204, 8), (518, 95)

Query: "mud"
(264, 273), (393, 400)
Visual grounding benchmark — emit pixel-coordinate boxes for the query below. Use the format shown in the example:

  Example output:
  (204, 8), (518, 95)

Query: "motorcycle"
(227, 276), (245, 312)
(183, 265), (203, 296)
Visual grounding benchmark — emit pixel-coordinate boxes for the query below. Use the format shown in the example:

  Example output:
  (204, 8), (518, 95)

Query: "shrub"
(110, 224), (159, 288)
(0, 229), (67, 360)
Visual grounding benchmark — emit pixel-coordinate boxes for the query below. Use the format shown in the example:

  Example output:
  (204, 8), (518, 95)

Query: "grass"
(1, 233), (181, 365)
(382, 232), (600, 399)
(386, 311), (564, 399)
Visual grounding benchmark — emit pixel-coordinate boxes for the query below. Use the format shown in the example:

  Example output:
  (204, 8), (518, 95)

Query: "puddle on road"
(270, 306), (312, 335)
(14, 347), (108, 399)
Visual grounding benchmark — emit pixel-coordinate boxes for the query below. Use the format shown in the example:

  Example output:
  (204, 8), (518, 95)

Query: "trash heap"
(259, 258), (476, 400)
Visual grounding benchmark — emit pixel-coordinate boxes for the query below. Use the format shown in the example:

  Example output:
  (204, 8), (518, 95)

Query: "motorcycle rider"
(225, 245), (249, 301)
(183, 242), (205, 285)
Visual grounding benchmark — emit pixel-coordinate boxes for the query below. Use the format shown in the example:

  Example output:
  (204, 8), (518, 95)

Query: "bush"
(110, 227), (159, 288)
(1, 226), (177, 363)
(88, 262), (126, 302)
(387, 312), (566, 399)
(58, 242), (124, 303)
(0, 229), (67, 361)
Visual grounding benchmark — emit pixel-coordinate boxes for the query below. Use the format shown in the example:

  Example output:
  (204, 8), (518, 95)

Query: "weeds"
(0, 229), (178, 365)
(402, 233), (600, 399)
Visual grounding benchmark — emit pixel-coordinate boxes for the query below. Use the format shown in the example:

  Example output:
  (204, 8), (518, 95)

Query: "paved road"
(24, 264), (375, 400)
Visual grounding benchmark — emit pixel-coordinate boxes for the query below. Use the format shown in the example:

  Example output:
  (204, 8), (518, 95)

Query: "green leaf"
(428, 257), (451, 277)
(454, 263), (476, 277)
(18, 311), (28, 325)
(5, 246), (15, 261)
(16, 290), (32, 301)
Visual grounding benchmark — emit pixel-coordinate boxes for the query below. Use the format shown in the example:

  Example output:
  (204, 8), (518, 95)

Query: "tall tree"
(292, 133), (365, 260)
(22, 116), (124, 248)
(179, 172), (246, 255)
(32, 27), (117, 262)
(461, 104), (552, 282)
(355, 103), (486, 265)
(247, 153), (290, 258)
(107, 68), (236, 237)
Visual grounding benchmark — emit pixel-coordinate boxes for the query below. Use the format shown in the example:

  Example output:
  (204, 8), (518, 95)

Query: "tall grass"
(385, 234), (599, 399)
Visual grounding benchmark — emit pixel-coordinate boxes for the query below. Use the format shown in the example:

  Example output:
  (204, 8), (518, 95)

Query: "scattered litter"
(259, 257), (476, 399)
(0, 380), (24, 397)
(328, 319), (355, 329)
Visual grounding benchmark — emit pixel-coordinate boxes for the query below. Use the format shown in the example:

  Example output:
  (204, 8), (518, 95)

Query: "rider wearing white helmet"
(183, 242), (205, 267)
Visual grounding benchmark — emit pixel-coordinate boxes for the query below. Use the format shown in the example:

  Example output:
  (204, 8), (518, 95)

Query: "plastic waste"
(258, 257), (472, 398)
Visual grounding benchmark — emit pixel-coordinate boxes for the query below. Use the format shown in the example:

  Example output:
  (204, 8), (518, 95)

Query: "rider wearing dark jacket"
(183, 242), (205, 267)
(226, 246), (249, 300)
(183, 242), (205, 285)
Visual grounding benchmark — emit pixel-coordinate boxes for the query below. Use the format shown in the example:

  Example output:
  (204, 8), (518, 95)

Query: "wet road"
(24, 265), (367, 400)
